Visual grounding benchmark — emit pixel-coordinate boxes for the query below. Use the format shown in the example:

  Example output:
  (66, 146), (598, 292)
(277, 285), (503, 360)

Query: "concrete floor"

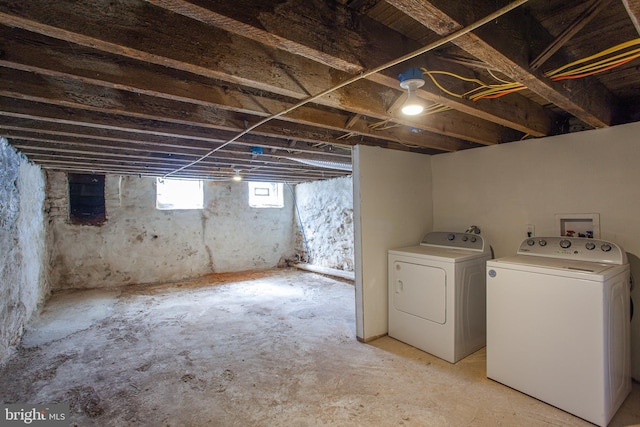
(1, 268), (639, 427)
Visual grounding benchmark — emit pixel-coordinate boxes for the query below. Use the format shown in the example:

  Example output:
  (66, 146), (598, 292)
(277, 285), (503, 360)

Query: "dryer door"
(391, 261), (446, 324)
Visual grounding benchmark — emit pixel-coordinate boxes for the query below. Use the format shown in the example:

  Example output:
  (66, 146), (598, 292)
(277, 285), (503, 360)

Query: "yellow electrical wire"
(416, 38), (640, 101)
(420, 67), (524, 101)
(545, 38), (640, 79)
(336, 132), (357, 140)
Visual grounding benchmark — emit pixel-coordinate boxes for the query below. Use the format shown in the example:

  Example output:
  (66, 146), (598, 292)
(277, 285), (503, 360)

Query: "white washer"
(388, 231), (492, 363)
(486, 237), (631, 427)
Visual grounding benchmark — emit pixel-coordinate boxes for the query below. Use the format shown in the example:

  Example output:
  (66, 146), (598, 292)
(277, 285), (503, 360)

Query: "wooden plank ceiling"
(1, 0), (639, 183)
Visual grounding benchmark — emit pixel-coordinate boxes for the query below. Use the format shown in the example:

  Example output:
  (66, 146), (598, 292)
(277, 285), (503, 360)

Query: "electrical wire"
(419, 38), (640, 102)
(486, 69), (513, 84)
(420, 67), (525, 101)
(545, 38), (640, 80)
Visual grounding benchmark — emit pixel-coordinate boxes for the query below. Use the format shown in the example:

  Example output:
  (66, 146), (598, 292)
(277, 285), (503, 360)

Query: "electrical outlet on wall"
(526, 224), (535, 238)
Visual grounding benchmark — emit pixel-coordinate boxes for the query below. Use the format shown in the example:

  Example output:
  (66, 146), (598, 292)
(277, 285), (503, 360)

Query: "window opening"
(68, 173), (106, 225)
(248, 182), (284, 208)
(156, 177), (204, 210)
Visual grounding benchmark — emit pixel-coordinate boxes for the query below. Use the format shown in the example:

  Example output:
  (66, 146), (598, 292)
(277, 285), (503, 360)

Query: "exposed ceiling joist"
(530, 0), (612, 70)
(0, 0), (638, 181)
(142, 0), (551, 138)
(386, 0), (617, 128)
(623, 0), (640, 34)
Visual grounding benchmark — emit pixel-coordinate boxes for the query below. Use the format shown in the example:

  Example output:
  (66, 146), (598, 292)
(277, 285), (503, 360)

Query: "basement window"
(156, 177), (204, 210)
(248, 182), (284, 208)
(68, 173), (106, 225)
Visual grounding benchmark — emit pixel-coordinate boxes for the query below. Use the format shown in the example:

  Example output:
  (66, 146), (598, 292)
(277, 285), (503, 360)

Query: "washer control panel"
(517, 236), (626, 264)
(420, 231), (486, 252)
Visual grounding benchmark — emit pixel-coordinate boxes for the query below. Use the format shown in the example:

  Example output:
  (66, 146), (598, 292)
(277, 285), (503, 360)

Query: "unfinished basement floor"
(1, 268), (639, 427)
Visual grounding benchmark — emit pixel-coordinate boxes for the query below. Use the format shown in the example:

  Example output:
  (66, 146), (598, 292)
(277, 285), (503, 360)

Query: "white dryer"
(388, 231), (492, 363)
(486, 237), (631, 427)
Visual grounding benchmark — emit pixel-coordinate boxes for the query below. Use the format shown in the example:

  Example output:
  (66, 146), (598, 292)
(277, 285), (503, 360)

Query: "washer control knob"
(539, 239), (547, 247)
(447, 233), (455, 241)
(601, 243), (612, 252)
(461, 235), (468, 242)
(470, 236), (477, 243)
(559, 239), (572, 249)
(585, 242), (596, 250)
(526, 239), (535, 246)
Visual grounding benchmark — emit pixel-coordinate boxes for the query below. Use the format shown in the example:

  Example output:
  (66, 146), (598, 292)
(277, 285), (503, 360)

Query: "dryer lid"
(389, 244), (491, 262)
(420, 231), (489, 253)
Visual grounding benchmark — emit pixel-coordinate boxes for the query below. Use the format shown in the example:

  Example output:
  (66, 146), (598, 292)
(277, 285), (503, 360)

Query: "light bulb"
(399, 78), (425, 116)
(401, 90), (424, 115)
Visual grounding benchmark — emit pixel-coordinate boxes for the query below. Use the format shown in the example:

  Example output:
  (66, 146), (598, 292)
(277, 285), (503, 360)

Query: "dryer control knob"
(526, 239), (535, 246)
(461, 235), (468, 241)
(447, 233), (455, 241)
(559, 239), (572, 249)
(585, 242), (596, 250)
(470, 236), (477, 243)
(539, 239), (547, 246)
(601, 243), (612, 252)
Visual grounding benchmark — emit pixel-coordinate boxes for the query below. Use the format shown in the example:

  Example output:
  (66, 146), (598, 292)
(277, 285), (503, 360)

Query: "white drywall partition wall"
(353, 145), (432, 342)
(0, 138), (48, 363)
(430, 121), (640, 380)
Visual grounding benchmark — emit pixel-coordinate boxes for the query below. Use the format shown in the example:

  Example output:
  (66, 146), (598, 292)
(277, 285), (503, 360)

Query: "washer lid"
(487, 255), (628, 280)
(515, 236), (627, 264)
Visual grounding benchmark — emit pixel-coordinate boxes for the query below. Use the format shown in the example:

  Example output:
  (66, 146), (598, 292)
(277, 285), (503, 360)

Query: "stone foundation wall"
(0, 138), (48, 363)
(294, 176), (354, 271)
(48, 173), (297, 289)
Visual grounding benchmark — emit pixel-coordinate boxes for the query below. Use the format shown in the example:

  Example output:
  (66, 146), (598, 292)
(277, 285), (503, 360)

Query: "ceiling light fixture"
(399, 68), (425, 116)
(232, 169), (242, 181)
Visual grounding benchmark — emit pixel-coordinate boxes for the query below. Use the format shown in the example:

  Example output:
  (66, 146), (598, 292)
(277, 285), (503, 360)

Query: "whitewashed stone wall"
(48, 173), (296, 290)
(294, 176), (354, 271)
(0, 138), (48, 363)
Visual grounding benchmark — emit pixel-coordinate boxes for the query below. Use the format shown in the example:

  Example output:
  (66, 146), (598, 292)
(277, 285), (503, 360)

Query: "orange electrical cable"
(472, 86), (527, 100)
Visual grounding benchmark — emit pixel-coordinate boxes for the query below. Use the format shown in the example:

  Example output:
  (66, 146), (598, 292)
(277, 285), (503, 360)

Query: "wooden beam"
(12, 142), (346, 177)
(0, 66), (472, 152)
(530, 0), (612, 70)
(3, 130), (351, 166)
(0, 115), (354, 160)
(144, 0), (363, 73)
(387, 0), (617, 128)
(0, 126), (352, 162)
(26, 157), (346, 182)
(140, 0), (552, 136)
(622, 0), (640, 34)
(0, 24), (493, 147)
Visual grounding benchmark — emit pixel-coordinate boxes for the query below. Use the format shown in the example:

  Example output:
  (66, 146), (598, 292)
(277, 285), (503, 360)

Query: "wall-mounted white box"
(555, 213), (600, 238)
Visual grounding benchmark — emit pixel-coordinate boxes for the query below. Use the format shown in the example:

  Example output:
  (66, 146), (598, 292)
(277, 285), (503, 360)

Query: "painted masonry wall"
(0, 138), (48, 363)
(48, 173), (297, 290)
(353, 145), (432, 342)
(294, 176), (354, 271)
